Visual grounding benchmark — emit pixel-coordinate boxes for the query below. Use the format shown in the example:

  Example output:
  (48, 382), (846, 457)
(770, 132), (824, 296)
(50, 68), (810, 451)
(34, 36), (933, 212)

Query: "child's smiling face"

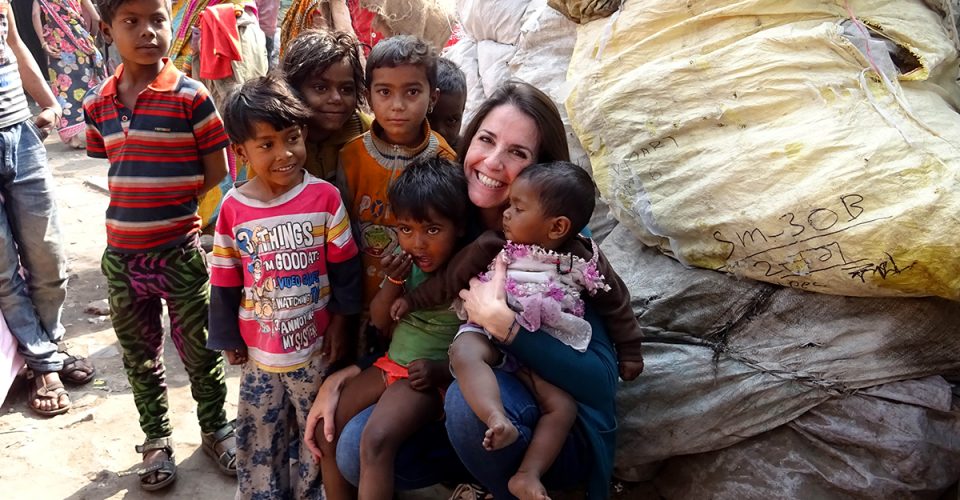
(368, 64), (438, 147)
(299, 58), (358, 139)
(395, 208), (460, 273)
(234, 121), (306, 197)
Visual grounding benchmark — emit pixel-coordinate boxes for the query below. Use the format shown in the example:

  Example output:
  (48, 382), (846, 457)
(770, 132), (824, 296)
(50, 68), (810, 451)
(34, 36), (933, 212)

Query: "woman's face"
(462, 104), (540, 210)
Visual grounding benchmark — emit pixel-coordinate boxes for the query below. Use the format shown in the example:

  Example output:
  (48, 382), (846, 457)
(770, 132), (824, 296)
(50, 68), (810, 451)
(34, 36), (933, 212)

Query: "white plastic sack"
(456, 0), (531, 45)
(567, 0), (960, 299)
(442, 36), (485, 131)
(476, 40), (516, 97)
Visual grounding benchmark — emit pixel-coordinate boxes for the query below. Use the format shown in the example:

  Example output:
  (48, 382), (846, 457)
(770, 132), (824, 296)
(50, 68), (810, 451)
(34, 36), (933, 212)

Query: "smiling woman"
(302, 80), (622, 500)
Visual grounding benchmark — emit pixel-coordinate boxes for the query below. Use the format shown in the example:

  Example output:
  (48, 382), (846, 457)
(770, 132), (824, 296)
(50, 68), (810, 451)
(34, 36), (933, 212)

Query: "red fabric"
(373, 355), (409, 386)
(198, 4), (241, 80)
(348, 0), (381, 55)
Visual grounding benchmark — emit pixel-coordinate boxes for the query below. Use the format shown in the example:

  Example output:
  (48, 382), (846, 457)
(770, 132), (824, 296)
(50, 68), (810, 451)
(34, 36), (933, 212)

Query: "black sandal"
(57, 347), (96, 385)
(136, 437), (177, 491)
(202, 420), (238, 476)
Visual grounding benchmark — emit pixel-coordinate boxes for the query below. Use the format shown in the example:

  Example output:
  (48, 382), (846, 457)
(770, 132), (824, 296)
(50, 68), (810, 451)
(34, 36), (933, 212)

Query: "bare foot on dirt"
(482, 412), (519, 451)
(508, 470), (550, 500)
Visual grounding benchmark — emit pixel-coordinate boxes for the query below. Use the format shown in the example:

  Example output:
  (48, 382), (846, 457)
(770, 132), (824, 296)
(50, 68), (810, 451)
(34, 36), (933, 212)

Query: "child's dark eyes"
(314, 85), (328, 93)
(397, 226), (412, 234)
(376, 89), (390, 96)
(426, 227), (442, 235)
(407, 89), (420, 96)
(258, 141), (272, 150)
(341, 85), (355, 95)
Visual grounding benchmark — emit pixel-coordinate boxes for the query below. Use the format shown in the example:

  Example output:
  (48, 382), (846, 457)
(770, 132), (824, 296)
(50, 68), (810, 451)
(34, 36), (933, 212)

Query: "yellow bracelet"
(386, 275), (405, 286)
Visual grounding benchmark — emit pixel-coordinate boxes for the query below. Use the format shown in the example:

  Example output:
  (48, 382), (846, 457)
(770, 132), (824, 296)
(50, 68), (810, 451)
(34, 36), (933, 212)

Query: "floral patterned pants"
(236, 358), (325, 499)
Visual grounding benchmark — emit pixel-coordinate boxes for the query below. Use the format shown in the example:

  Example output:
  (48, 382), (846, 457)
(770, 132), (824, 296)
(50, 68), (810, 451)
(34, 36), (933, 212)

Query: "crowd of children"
(0, 0), (646, 496)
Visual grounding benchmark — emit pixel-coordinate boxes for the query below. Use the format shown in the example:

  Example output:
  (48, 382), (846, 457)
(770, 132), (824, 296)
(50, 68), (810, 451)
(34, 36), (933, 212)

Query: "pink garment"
(198, 4), (242, 80)
(459, 240), (611, 352)
(255, 0), (278, 37)
(0, 311), (24, 405)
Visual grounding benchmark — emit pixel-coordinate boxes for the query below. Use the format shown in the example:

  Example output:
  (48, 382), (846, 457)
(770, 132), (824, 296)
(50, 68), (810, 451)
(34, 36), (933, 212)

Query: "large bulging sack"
(567, 0), (960, 300)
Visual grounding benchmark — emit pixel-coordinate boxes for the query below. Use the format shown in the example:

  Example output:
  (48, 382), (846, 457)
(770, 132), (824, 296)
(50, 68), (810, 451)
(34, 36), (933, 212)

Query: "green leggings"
(101, 243), (227, 439)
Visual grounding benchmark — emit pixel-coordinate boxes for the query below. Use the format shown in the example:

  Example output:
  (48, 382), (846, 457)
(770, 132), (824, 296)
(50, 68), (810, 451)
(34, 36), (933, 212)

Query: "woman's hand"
(304, 364), (360, 461)
(458, 255), (516, 343)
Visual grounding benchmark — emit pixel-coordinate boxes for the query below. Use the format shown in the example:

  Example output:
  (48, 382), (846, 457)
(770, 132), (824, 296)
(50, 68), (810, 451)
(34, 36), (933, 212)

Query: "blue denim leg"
(336, 403), (469, 490)
(0, 120), (67, 372)
(444, 369), (588, 499)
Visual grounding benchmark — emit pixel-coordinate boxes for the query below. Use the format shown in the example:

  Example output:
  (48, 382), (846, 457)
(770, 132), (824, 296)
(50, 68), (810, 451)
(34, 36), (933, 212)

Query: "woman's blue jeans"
(336, 369), (588, 498)
(0, 120), (67, 372)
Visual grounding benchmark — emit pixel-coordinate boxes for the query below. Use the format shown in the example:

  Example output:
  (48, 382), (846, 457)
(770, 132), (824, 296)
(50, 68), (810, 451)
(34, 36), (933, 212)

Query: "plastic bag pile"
(447, 0), (960, 496)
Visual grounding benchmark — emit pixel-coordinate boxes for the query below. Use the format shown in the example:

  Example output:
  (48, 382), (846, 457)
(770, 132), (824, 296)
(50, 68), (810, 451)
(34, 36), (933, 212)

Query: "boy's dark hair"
(221, 74), (312, 144)
(516, 161), (596, 235)
(365, 35), (438, 90)
(281, 30), (366, 108)
(435, 58), (466, 95)
(96, 0), (165, 25)
(388, 157), (469, 225)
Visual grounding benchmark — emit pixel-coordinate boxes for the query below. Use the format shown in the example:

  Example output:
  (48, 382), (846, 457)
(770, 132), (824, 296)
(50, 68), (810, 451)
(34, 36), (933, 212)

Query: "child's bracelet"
(386, 275), (406, 286)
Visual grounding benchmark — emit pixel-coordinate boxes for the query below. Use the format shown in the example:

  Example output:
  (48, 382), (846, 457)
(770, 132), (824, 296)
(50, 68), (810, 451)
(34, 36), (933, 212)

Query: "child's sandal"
(135, 437), (177, 491)
(201, 420), (238, 476)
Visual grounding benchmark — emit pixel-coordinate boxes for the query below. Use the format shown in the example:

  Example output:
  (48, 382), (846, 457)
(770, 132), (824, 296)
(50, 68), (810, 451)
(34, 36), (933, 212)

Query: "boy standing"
(1, 0), (95, 418)
(210, 75), (362, 499)
(84, 0), (235, 490)
(338, 34), (456, 308)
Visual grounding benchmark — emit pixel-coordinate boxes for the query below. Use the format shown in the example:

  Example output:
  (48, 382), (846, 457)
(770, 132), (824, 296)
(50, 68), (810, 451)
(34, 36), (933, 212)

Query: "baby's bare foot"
(482, 413), (519, 451)
(508, 470), (550, 500)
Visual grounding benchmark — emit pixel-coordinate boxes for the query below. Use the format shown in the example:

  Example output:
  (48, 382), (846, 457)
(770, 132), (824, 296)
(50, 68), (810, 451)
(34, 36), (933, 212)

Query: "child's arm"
(322, 186), (363, 365)
(189, 84), (230, 194)
(5, 3), (60, 128)
(508, 368), (578, 499)
(200, 150), (229, 195)
(402, 230), (506, 311)
(369, 251), (411, 331)
(585, 243), (644, 380)
(207, 203), (246, 354)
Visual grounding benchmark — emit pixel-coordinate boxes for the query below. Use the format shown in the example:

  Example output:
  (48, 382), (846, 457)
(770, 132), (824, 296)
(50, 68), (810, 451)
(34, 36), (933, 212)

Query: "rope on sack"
(843, 0), (955, 152)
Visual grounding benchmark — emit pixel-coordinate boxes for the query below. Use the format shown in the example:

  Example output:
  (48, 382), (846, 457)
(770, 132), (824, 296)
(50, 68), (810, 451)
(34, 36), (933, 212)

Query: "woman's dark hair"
(365, 35), (438, 90)
(221, 74), (312, 144)
(436, 57), (466, 95)
(516, 161), (596, 235)
(457, 80), (570, 163)
(388, 157), (469, 225)
(281, 30), (366, 108)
